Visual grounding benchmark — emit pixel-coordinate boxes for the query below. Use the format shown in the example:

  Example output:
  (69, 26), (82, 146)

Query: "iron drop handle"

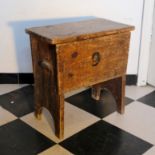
(38, 60), (53, 72)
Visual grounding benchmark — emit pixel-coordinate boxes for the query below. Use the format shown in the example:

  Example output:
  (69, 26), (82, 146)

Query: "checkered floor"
(0, 84), (155, 155)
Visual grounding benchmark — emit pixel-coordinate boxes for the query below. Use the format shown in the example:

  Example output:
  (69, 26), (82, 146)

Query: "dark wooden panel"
(30, 36), (64, 138)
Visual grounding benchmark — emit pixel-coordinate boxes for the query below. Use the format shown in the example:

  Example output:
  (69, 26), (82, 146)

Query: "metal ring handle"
(92, 52), (100, 66)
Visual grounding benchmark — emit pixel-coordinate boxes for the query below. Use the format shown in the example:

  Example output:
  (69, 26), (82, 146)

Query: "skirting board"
(0, 73), (137, 85)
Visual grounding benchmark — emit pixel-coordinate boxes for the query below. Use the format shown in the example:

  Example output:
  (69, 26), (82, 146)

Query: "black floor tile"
(66, 89), (134, 118)
(0, 119), (55, 155)
(0, 85), (34, 117)
(60, 120), (152, 155)
(138, 90), (155, 108)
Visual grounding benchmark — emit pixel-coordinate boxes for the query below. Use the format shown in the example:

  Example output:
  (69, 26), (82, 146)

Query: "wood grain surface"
(26, 18), (134, 44)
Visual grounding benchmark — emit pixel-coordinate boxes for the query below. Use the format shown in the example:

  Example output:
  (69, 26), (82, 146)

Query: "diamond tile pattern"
(0, 119), (55, 155)
(0, 85), (34, 117)
(138, 90), (155, 108)
(60, 121), (152, 155)
(0, 84), (155, 155)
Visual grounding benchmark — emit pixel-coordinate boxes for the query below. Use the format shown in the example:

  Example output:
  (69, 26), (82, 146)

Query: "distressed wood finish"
(26, 18), (134, 139)
(57, 32), (130, 92)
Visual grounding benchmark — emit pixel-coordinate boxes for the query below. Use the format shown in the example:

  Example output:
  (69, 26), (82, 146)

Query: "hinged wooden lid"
(26, 18), (134, 44)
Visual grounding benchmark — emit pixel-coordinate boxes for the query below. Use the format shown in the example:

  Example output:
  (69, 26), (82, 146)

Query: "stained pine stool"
(26, 18), (134, 139)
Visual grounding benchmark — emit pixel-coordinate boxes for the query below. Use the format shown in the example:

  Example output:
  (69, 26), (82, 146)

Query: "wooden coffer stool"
(26, 18), (134, 139)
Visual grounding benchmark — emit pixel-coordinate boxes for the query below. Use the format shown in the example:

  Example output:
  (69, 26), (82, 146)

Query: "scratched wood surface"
(26, 18), (134, 44)
(57, 32), (131, 93)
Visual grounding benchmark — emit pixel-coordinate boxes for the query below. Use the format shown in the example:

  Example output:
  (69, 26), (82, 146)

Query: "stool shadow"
(42, 107), (56, 134)
(8, 16), (95, 74)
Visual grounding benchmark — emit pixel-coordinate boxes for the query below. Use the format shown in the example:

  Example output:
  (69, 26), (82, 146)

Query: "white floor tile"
(38, 144), (73, 155)
(0, 106), (17, 126)
(21, 102), (99, 143)
(0, 84), (28, 95)
(125, 85), (155, 100)
(143, 146), (155, 155)
(103, 101), (155, 145)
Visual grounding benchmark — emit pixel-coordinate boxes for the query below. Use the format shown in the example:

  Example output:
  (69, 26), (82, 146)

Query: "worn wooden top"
(26, 18), (134, 44)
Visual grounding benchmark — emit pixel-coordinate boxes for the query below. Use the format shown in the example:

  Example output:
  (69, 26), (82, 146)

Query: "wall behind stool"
(0, 0), (144, 74)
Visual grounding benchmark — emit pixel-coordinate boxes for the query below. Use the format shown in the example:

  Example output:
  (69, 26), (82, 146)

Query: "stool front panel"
(57, 32), (131, 93)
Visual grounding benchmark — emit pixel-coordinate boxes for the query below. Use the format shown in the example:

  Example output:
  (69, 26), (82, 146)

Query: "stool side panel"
(29, 35), (64, 138)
